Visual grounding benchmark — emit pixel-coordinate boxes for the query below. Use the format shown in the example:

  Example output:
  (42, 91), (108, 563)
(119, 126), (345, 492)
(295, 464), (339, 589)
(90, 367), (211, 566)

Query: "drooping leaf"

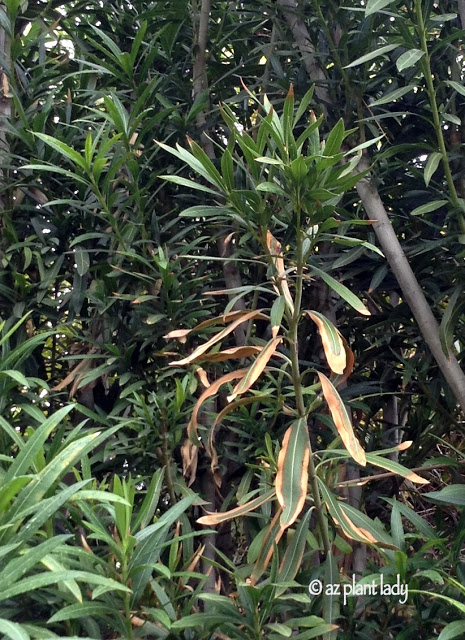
(169, 309), (266, 365)
(197, 489), (276, 525)
(227, 338), (280, 402)
(187, 369), (248, 441)
(266, 231), (294, 313)
(318, 373), (366, 466)
(306, 311), (346, 374)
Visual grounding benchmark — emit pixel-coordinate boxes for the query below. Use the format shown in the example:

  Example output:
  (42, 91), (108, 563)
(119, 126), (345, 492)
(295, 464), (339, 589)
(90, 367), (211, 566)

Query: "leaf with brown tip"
(197, 488), (276, 525)
(187, 369), (248, 443)
(266, 231), (294, 313)
(169, 309), (266, 366)
(318, 372), (366, 467)
(306, 311), (346, 374)
(227, 338), (280, 402)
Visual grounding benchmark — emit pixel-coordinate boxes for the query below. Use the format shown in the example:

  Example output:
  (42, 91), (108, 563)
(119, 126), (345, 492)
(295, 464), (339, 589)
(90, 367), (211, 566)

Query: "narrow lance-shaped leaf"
(440, 287), (465, 359)
(197, 488), (276, 525)
(278, 508), (312, 588)
(424, 151), (442, 187)
(169, 309), (266, 366)
(365, 453), (429, 485)
(250, 508), (285, 585)
(396, 49), (425, 72)
(276, 418), (310, 529)
(318, 372), (366, 466)
(187, 369), (248, 442)
(266, 231), (294, 313)
(306, 311), (346, 374)
(227, 338), (280, 402)
(310, 266), (370, 316)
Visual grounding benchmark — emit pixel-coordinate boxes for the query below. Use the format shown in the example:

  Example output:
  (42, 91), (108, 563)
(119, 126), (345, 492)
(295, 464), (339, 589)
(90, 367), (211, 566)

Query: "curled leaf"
(227, 338), (280, 402)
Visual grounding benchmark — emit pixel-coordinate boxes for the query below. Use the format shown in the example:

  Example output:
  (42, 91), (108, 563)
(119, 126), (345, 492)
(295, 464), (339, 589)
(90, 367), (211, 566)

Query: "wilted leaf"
(318, 372), (366, 466)
(169, 309), (266, 366)
(306, 311), (346, 374)
(266, 232), (294, 313)
(227, 338), (280, 402)
(187, 369), (248, 441)
(197, 488), (276, 525)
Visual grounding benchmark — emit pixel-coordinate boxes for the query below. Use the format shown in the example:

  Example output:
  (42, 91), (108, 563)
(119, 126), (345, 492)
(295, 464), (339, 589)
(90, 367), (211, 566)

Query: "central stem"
(287, 204), (331, 556)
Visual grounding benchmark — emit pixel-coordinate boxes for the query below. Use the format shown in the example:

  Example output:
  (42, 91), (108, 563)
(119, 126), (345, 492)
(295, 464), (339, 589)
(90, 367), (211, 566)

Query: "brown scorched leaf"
(306, 311), (346, 374)
(227, 338), (280, 402)
(318, 372), (366, 467)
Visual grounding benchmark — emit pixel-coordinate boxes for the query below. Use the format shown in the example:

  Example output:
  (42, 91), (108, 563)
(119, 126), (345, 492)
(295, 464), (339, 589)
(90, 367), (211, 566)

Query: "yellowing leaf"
(318, 372), (366, 467)
(197, 488), (276, 525)
(163, 329), (191, 341)
(275, 418), (310, 529)
(189, 346), (262, 364)
(365, 453), (429, 485)
(187, 369), (248, 442)
(306, 311), (346, 374)
(266, 231), (294, 313)
(227, 338), (281, 402)
(169, 309), (266, 366)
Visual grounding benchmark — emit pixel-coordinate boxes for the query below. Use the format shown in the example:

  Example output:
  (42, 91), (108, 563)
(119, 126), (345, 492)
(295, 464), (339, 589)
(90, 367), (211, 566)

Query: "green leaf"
(409, 590), (465, 615)
(0, 570), (131, 601)
(310, 265), (370, 315)
(445, 80), (465, 98)
(411, 200), (448, 216)
(438, 621), (465, 640)
(369, 85), (416, 107)
(322, 551), (339, 640)
(1, 370), (30, 387)
(21, 165), (90, 186)
(396, 49), (425, 72)
(365, 0), (395, 15)
(423, 485), (465, 506)
(32, 133), (88, 170)
(276, 418), (310, 529)
(277, 509), (311, 590)
(383, 499), (436, 540)
(344, 44), (398, 68)
(323, 119), (345, 157)
(440, 287), (465, 359)
(424, 152), (442, 187)
(0, 619), (30, 640)
(75, 247), (90, 277)
(255, 156), (285, 165)
(159, 175), (219, 195)
(48, 602), (114, 623)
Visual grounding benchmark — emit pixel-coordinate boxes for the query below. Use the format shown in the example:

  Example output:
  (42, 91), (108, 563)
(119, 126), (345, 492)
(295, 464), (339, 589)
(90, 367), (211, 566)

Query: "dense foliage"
(0, 0), (465, 638)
